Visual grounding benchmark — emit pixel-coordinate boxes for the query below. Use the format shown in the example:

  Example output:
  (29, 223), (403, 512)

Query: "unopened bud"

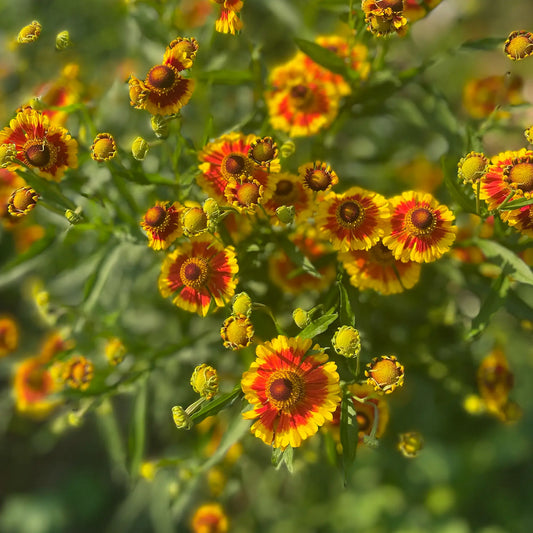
(275, 205), (295, 224)
(232, 292), (252, 317)
(292, 308), (309, 329)
(132, 137), (150, 161)
(172, 405), (192, 429)
(190, 364), (218, 400)
(55, 30), (71, 50)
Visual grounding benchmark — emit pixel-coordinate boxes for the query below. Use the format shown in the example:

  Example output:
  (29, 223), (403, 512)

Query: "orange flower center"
(306, 169), (332, 191)
(223, 153), (247, 176)
(507, 35), (533, 59)
(12, 189), (36, 211)
(144, 206), (167, 228)
(180, 258), (209, 289)
(508, 162), (533, 193)
(236, 182), (260, 206)
(339, 200), (363, 225)
(250, 140), (275, 162)
(147, 64), (176, 90)
(26, 366), (46, 391)
(408, 207), (436, 234)
(93, 137), (115, 160)
(25, 141), (51, 168)
(369, 358), (401, 387)
(266, 370), (304, 410)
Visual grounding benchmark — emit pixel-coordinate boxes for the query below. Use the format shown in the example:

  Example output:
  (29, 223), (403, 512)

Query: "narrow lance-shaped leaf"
(299, 313), (338, 340)
(190, 384), (243, 424)
(340, 393), (358, 487)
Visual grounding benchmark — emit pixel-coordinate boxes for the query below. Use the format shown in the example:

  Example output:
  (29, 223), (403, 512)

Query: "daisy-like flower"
(181, 203), (216, 237)
(220, 314), (254, 350)
(268, 227), (336, 295)
(90, 133), (117, 162)
(59, 355), (94, 391)
(0, 106), (78, 181)
(463, 75), (524, 120)
(0, 316), (18, 357)
(298, 161), (339, 193)
(241, 335), (341, 449)
(17, 20), (41, 44)
(316, 186), (391, 252)
(332, 326), (361, 358)
(262, 172), (313, 224)
(362, 0), (408, 37)
(140, 201), (182, 251)
(158, 235), (239, 316)
(365, 355), (404, 394)
(198, 132), (266, 204)
(458, 151), (489, 184)
(14, 355), (60, 418)
(8, 187), (39, 217)
(224, 175), (272, 214)
(191, 502), (229, 533)
(504, 30), (533, 61)
(105, 337), (126, 366)
(214, 0), (244, 35)
(479, 148), (533, 228)
(128, 38), (196, 116)
(339, 239), (421, 294)
(248, 136), (281, 173)
(383, 191), (457, 263)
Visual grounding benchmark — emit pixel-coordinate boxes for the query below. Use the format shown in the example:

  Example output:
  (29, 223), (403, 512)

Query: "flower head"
(8, 187), (39, 217)
(191, 364), (219, 399)
(191, 502), (229, 533)
(159, 235), (239, 316)
(232, 292), (252, 317)
(504, 30), (533, 60)
(131, 137), (150, 160)
(90, 133), (117, 162)
(316, 186), (391, 252)
(365, 355), (404, 394)
(298, 161), (339, 193)
(17, 21), (41, 43)
(181, 203), (217, 237)
(362, 0), (408, 37)
(140, 201), (182, 250)
(0, 106), (78, 181)
(163, 37), (199, 71)
(172, 405), (192, 429)
(220, 314), (254, 350)
(248, 136), (280, 172)
(383, 191), (457, 263)
(224, 175), (271, 214)
(458, 152), (488, 184)
(0, 316), (18, 357)
(59, 355), (94, 390)
(214, 0), (244, 35)
(241, 335), (341, 449)
(105, 337), (126, 366)
(339, 239), (421, 294)
(398, 431), (424, 458)
(332, 326), (361, 358)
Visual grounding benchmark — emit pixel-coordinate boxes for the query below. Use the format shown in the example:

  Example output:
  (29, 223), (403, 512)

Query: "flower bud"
(275, 205), (295, 224)
(17, 21), (42, 44)
(55, 30), (72, 50)
(132, 137), (150, 161)
(172, 405), (192, 429)
(365, 355), (404, 394)
(151, 114), (169, 139)
(279, 140), (295, 159)
(0, 143), (17, 168)
(398, 431), (424, 458)
(332, 326), (361, 358)
(232, 292), (252, 317)
(190, 364), (218, 399)
(292, 308), (309, 329)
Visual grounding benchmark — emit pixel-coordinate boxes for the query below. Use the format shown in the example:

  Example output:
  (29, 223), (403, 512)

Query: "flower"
(131, 137), (150, 160)
(332, 326), (361, 358)
(362, 0), (408, 37)
(298, 161), (339, 193)
(172, 405), (192, 429)
(0, 316), (18, 357)
(479, 148), (533, 230)
(0, 106), (78, 181)
(224, 175), (272, 214)
(458, 152), (488, 184)
(8, 187), (39, 217)
(268, 227), (336, 294)
(14, 355), (60, 418)
(158, 235), (239, 316)
(462, 75), (524, 119)
(241, 335), (341, 449)
(214, 0), (244, 35)
(105, 337), (126, 366)
(59, 355), (94, 390)
(198, 132), (267, 204)
(55, 30), (72, 50)
(262, 172), (313, 224)
(504, 30), (533, 60)
(248, 136), (280, 172)
(398, 431), (424, 458)
(163, 37), (199, 71)
(403, 0), (443, 22)
(292, 308), (309, 329)
(140, 201), (182, 250)
(339, 240), (422, 294)
(191, 364), (219, 399)
(191, 502), (229, 533)
(365, 355), (404, 394)
(232, 292), (252, 317)
(181, 203), (217, 237)
(220, 314), (254, 350)
(90, 133), (117, 162)
(17, 21), (41, 43)
(383, 191), (457, 263)
(316, 186), (391, 252)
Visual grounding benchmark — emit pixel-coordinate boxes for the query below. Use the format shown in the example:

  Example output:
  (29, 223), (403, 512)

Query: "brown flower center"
(269, 377), (293, 402)
(306, 169), (332, 191)
(356, 411), (370, 432)
(339, 200), (362, 224)
(26, 366), (46, 391)
(180, 258), (209, 289)
(144, 206), (167, 227)
(410, 207), (435, 231)
(266, 370), (304, 409)
(224, 154), (247, 176)
(147, 65), (176, 90)
(369, 242), (394, 265)
(275, 179), (294, 197)
(250, 139), (276, 163)
(25, 142), (51, 168)
(509, 162), (533, 193)
(290, 84), (313, 110)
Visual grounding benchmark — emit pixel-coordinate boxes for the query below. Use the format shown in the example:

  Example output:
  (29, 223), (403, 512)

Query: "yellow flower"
(17, 21), (42, 44)
(0, 316), (19, 357)
(220, 314), (254, 350)
(504, 30), (533, 61)
(332, 326), (361, 358)
(398, 431), (424, 458)
(105, 337), (126, 366)
(7, 187), (39, 217)
(365, 355), (404, 394)
(190, 364), (218, 399)
(90, 133), (117, 162)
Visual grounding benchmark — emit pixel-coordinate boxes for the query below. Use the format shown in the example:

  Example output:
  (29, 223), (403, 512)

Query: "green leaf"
(190, 384), (243, 424)
(279, 239), (321, 279)
(337, 277), (355, 326)
(294, 38), (347, 76)
(271, 446), (294, 473)
(474, 239), (533, 286)
(459, 37), (505, 51)
(468, 269), (510, 339)
(16, 170), (76, 211)
(128, 377), (148, 478)
(340, 393), (358, 487)
(299, 313), (338, 339)
(498, 197), (533, 210)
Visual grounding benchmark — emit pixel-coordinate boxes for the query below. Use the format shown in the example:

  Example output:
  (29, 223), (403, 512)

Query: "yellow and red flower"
(198, 132), (267, 204)
(298, 161), (339, 193)
(213, 0), (243, 35)
(339, 239), (421, 294)
(316, 186), (391, 252)
(159, 235), (239, 316)
(0, 316), (18, 357)
(14, 355), (60, 418)
(163, 37), (199, 71)
(224, 175), (272, 214)
(0, 106), (78, 181)
(58, 355), (94, 391)
(8, 186), (39, 217)
(504, 30), (533, 61)
(362, 0), (408, 37)
(403, 0), (443, 22)
(383, 191), (456, 263)
(241, 335), (341, 449)
(220, 313), (254, 350)
(140, 201), (183, 251)
(191, 502), (229, 533)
